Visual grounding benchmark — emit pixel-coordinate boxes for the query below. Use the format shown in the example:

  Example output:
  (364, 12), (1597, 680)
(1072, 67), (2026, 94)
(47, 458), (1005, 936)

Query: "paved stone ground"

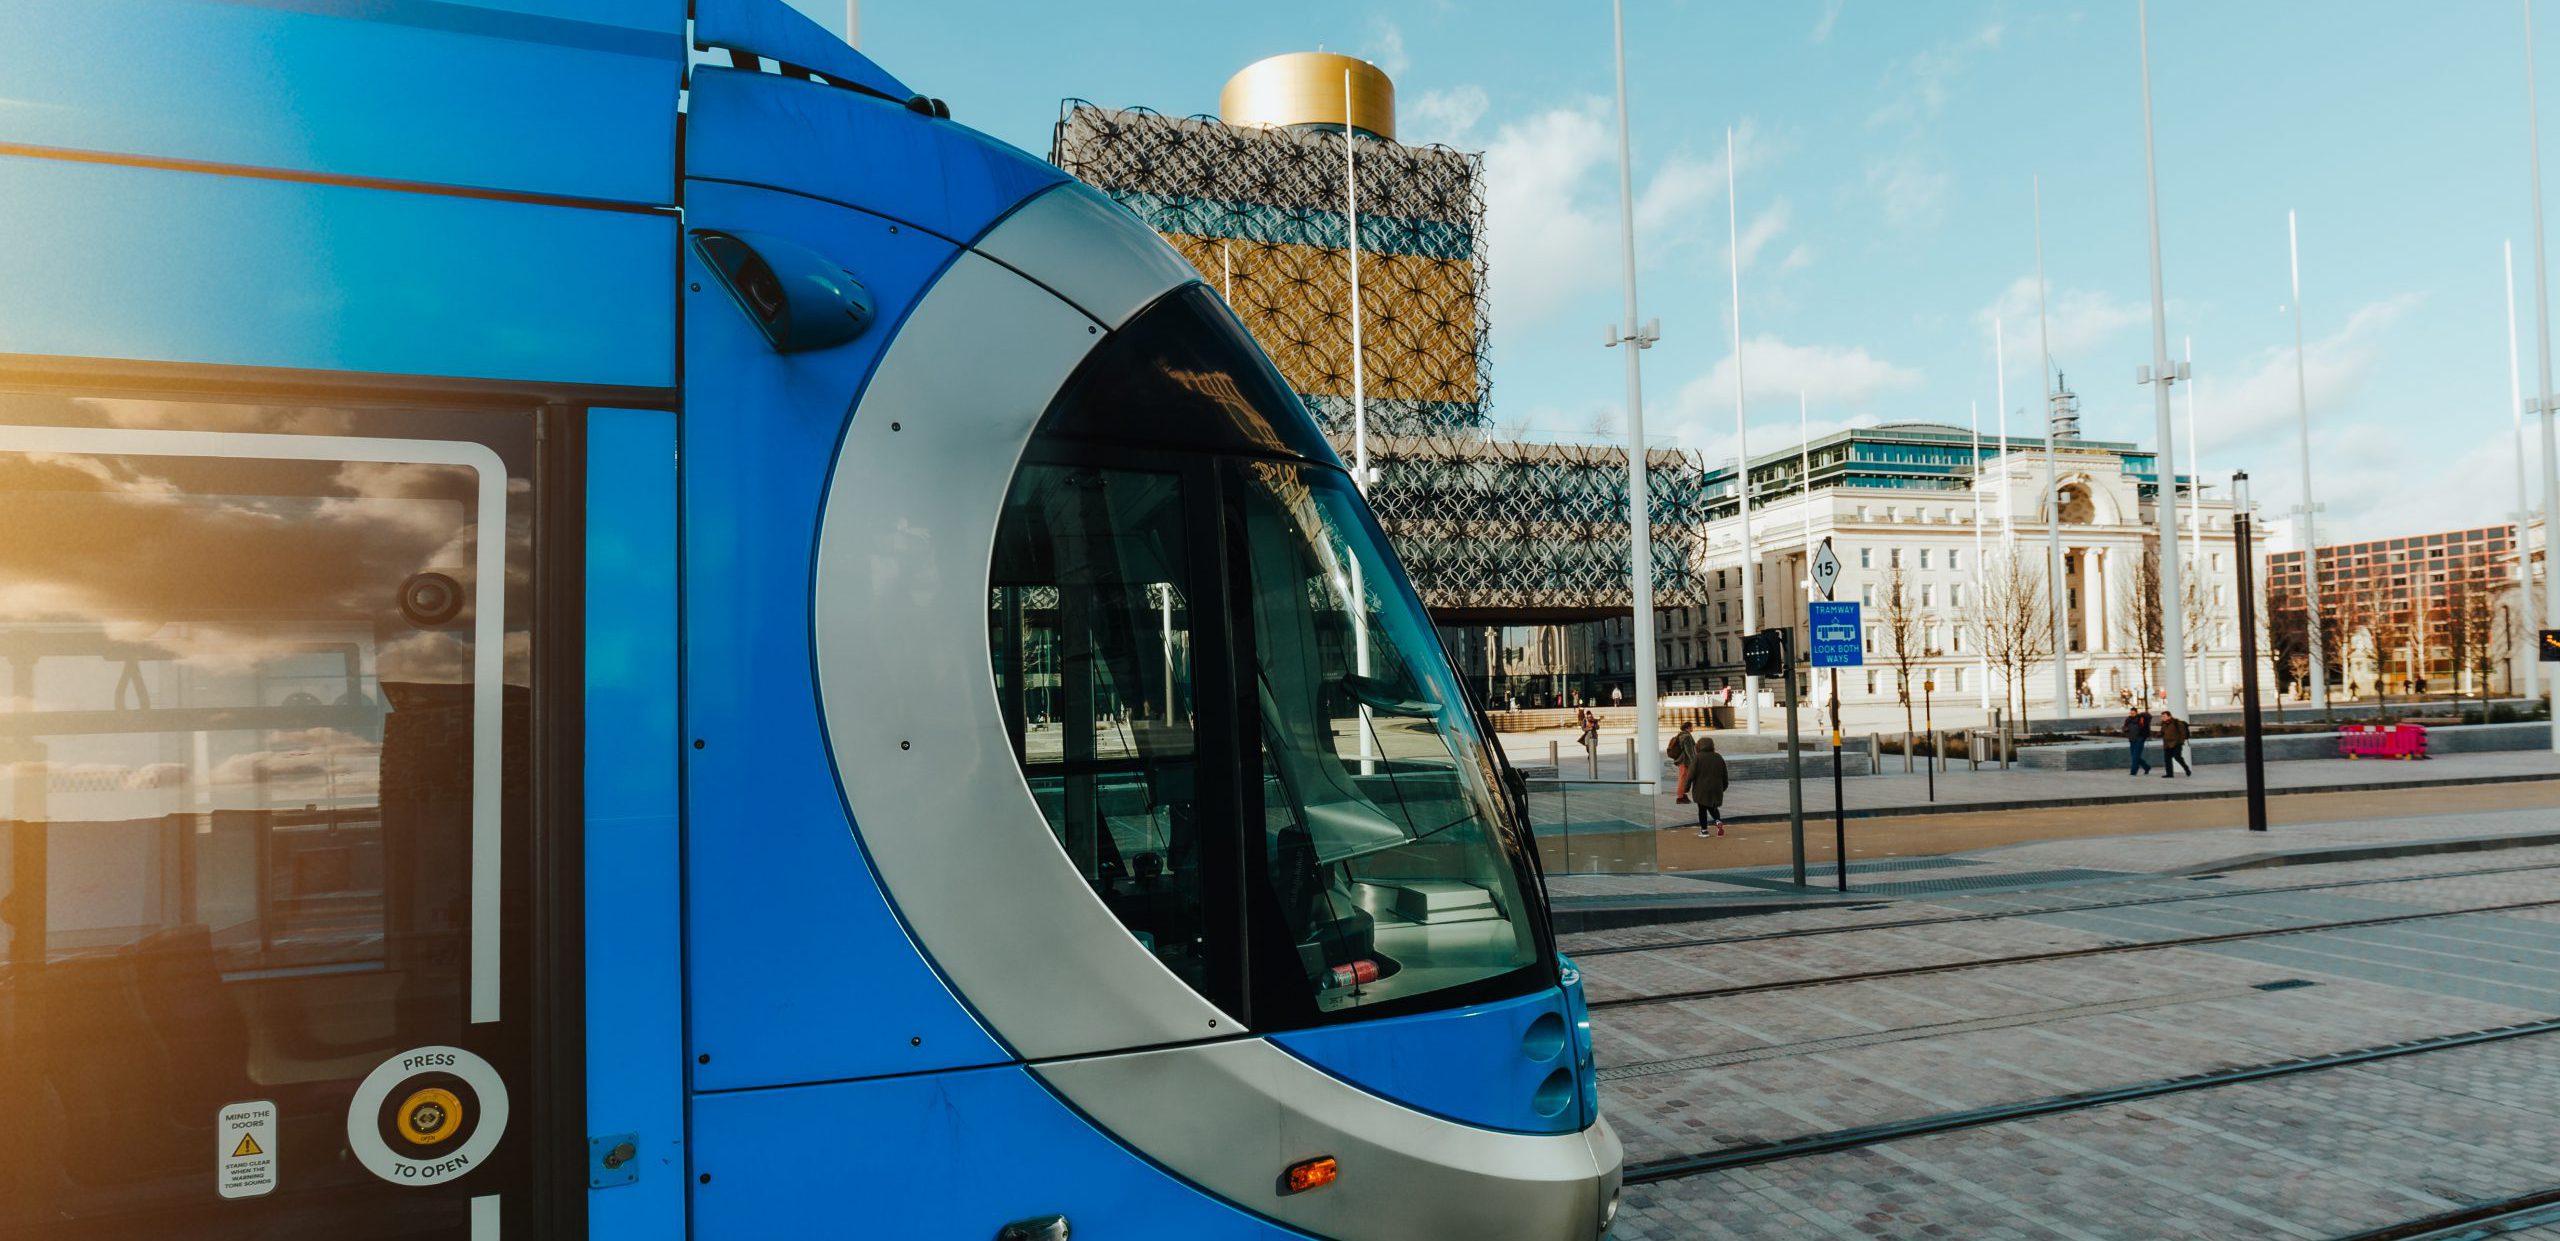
(1544, 773), (2560, 896)
(1584, 812), (2560, 1239)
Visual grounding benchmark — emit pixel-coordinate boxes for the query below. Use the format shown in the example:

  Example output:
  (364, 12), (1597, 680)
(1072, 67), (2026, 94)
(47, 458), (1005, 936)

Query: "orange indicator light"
(1282, 1155), (1338, 1194)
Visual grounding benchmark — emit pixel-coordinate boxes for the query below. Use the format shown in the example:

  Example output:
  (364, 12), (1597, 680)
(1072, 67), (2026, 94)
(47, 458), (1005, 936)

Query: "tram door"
(0, 392), (573, 1239)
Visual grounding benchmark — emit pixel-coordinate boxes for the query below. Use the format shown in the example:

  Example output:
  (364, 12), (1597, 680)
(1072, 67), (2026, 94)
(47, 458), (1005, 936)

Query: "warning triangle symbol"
(232, 1134), (263, 1158)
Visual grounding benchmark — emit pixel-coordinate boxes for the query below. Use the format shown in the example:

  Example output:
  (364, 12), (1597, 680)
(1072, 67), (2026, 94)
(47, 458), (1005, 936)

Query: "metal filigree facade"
(1052, 101), (1705, 619)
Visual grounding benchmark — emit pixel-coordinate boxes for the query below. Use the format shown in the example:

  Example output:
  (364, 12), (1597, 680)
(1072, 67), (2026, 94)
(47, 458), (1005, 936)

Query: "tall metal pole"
(2519, 2), (2560, 747)
(1997, 319), (2013, 543)
(1607, 0), (1663, 784)
(2184, 336), (2203, 697)
(2529, 0), (2560, 750)
(1729, 124), (1762, 734)
(2038, 177), (2069, 717)
(2510, 241), (2540, 701)
(2136, 0), (2189, 718)
(2290, 210), (2330, 711)
(1974, 400), (1990, 709)
(1346, 72), (1376, 772)
(844, 0), (857, 45)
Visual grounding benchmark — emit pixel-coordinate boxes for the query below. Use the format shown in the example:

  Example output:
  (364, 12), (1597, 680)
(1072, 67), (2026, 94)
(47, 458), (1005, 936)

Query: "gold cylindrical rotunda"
(1219, 52), (1396, 141)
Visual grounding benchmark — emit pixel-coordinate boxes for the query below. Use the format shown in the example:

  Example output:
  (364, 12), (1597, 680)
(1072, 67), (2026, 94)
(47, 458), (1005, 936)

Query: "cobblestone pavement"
(1546, 788), (2560, 903)
(1538, 746), (2560, 826)
(1585, 824), (2560, 1239)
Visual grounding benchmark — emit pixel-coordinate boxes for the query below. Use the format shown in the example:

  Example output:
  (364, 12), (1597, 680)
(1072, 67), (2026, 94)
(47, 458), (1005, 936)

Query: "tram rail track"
(2334, 1187), (2560, 1238)
(1622, 1016), (2560, 1187)
(1588, 894), (2560, 1012)
(2331, 1186), (2560, 1240)
(1567, 857), (2560, 959)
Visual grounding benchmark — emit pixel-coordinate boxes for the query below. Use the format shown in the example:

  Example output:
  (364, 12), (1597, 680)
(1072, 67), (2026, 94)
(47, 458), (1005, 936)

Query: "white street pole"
(1800, 392), (1815, 642)
(2184, 336), (2203, 697)
(844, 0), (857, 45)
(2290, 209), (2329, 711)
(1346, 71), (1375, 771)
(2530, 0), (2560, 751)
(2039, 176), (2069, 718)
(2136, 0), (2188, 718)
(1997, 319), (2013, 544)
(2509, 240), (2541, 701)
(1729, 125), (1762, 735)
(1608, 0), (1663, 784)
(1974, 399), (1991, 709)
(1346, 71), (1368, 495)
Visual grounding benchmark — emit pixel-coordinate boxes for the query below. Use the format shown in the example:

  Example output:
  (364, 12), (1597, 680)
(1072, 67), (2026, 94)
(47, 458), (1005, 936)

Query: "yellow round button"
(397, 1086), (464, 1147)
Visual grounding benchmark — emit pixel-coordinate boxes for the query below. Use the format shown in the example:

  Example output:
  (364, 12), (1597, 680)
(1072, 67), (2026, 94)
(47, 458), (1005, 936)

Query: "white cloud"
(1365, 17), (1410, 79)
(2188, 294), (2419, 455)
(1865, 22), (2005, 130)
(1664, 335), (1926, 450)
(1811, 0), (1845, 44)
(1406, 85), (1489, 148)
(1476, 100), (1729, 326)
(1732, 201), (1792, 271)
(1780, 242), (1817, 272)
(1865, 153), (1951, 229)
(1975, 277), (2153, 375)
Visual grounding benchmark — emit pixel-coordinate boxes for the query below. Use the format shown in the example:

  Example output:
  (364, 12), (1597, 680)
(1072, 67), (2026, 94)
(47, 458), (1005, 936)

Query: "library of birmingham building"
(1054, 53), (2254, 712)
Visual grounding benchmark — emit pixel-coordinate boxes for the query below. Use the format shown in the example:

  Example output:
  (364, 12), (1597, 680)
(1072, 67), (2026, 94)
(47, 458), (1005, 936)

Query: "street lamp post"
(2233, 472), (2269, 831)
(2528, 0), (2560, 753)
(2289, 210), (2330, 715)
(1605, 0), (1664, 786)
(2134, 0), (2189, 720)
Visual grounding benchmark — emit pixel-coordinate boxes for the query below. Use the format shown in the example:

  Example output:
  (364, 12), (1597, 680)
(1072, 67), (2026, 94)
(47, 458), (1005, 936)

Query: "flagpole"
(2510, 239), (2540, 701)
(1974, 399), (1991, 710)
(1607, 0), (1664, 782)
(1730, 124), (1761, 734)
(1345, 70), (1375, 771)
(2184, 335), (2203, 697)
(2039, 175), (2069, 719)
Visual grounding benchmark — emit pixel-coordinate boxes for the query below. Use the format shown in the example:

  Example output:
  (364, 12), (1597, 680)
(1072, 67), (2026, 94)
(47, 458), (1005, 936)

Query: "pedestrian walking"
(2159, 707), (2193, 778)
(1610, 685), (1624, 707)
(1667, 722), (1697, 809)
(1577, 708), (1598, 757)
(1684, 736), (1729, 836)
(2123, 705), (2154, 776)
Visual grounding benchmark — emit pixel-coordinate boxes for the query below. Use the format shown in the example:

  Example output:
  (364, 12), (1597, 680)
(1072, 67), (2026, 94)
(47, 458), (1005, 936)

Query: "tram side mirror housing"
(690, 229), (875, 354)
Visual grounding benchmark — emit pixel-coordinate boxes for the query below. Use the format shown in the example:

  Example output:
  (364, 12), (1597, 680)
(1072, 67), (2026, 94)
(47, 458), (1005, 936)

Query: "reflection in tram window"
(1235, 461), (1541, 1015)
(0, 396), (534, 1237)
(988, 464), (1213, 996)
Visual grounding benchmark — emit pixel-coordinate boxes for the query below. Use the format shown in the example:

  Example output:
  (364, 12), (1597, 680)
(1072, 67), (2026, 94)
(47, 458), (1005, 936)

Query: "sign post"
(1808, 538), (1862, 892)
(1742, 628), (1802, 884)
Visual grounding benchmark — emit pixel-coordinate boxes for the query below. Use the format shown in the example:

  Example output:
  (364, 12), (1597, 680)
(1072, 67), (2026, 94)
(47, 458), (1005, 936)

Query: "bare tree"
(2178, 566), (2224, 706)
(1881, 564), (1928, 735)
(1968, 546), (2054, 723)
(2364, 584), (2408, 715)
(2443, 575), (2498, 706)
(2115, 546), (2168, 702)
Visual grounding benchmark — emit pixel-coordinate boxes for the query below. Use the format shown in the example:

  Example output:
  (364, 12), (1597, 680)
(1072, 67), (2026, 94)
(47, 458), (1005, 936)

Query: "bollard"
(1549, 739), (1559, 772)
(1867, 732), (1881, 774)
(1626, 735), (1636, 780)
(1966, 730), (1980, 772)
(1902, 731), (1914, 773)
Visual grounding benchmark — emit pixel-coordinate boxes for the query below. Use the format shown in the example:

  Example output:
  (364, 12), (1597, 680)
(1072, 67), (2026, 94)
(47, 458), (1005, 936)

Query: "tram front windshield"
(990, 285), (1547, 1029)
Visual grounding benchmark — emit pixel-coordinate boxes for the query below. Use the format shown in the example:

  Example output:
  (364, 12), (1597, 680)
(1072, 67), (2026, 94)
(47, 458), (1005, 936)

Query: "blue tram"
(0, 2), (1622, 1237)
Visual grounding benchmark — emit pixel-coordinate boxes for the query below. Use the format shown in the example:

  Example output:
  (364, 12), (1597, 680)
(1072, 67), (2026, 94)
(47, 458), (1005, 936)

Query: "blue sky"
(794, 1), (2554, 548)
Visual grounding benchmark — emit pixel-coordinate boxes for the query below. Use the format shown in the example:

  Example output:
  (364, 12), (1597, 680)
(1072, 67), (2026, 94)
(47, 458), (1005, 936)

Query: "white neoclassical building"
(1594, 400), (2268, 720)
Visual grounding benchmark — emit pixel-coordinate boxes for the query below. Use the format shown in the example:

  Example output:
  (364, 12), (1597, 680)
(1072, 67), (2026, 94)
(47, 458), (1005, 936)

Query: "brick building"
(2265, 524), (2529, 695)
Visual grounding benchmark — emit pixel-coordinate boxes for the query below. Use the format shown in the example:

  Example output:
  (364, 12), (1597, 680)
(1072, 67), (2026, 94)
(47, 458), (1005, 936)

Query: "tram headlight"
(1600, 1184), (1621, 1232)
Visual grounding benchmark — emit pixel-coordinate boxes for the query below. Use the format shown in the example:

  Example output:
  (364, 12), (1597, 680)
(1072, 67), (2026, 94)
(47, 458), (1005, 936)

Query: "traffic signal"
(1742, 628), (1790, 678)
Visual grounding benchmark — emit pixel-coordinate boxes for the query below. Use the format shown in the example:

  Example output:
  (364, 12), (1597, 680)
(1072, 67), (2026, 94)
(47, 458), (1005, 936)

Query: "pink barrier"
(2338, 723), (2428, 760)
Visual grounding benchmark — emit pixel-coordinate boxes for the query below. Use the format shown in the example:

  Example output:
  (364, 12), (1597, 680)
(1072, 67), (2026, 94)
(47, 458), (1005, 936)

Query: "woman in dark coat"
(1685, 736), (1731, 837)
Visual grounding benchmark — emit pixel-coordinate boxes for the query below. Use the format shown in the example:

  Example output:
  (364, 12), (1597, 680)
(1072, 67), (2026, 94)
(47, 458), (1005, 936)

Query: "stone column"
(2085, 547), (2107, 653)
